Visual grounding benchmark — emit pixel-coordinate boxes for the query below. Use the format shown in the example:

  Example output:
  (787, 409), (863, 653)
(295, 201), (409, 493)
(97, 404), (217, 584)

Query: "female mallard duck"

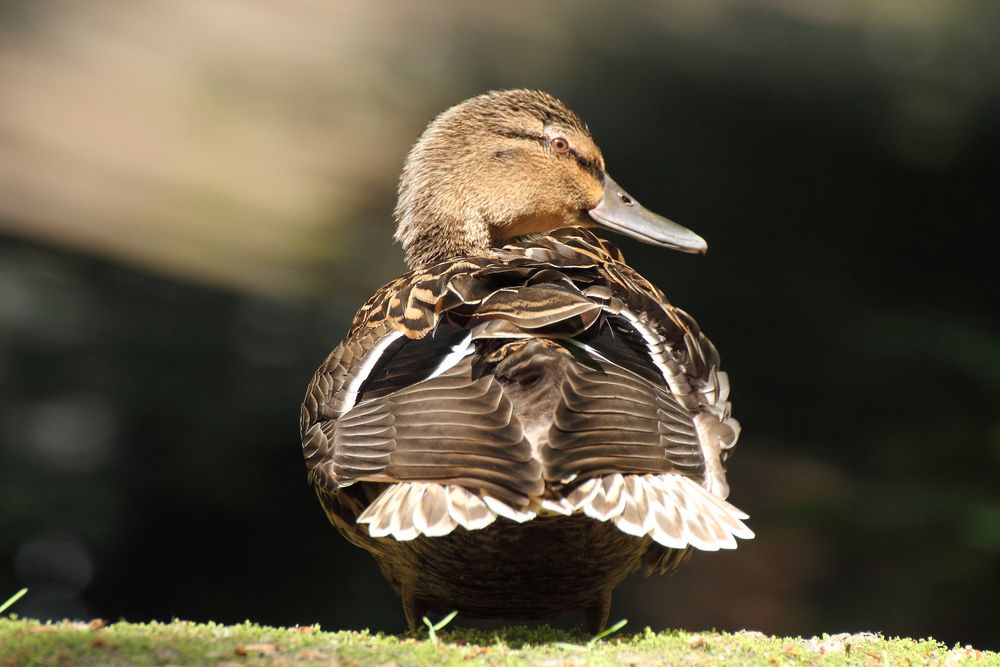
(300, 90), (751, 633)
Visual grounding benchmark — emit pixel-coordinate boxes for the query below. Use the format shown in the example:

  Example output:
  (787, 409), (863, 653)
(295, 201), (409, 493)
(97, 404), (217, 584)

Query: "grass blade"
(0, 588), (27, 615)
(588, 618), (628, 646)
(422, 610), (458, 643)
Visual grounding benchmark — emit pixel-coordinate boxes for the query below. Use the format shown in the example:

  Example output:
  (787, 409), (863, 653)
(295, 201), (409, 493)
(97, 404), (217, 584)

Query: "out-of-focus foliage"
(1, 0), (997, 651)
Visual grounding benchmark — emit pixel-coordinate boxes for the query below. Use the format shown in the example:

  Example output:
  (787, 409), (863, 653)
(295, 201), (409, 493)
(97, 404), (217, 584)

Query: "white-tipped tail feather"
(357, 473), (753, 549)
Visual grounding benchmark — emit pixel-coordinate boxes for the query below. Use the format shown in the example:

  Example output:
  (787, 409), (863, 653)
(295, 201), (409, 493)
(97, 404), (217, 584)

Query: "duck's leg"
(402, 589), (429, 632)
(582, 588), (612, 635)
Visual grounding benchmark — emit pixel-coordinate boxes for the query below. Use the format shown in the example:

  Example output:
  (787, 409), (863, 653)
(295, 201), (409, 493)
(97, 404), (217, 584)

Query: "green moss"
(0, 617), (997, 666)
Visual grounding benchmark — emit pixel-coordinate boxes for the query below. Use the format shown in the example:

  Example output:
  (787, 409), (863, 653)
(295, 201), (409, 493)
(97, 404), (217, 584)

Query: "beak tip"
(672, 231), (708, 254)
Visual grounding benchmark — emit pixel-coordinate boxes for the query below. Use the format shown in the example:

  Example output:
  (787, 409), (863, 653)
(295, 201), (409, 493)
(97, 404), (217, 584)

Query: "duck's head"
(395, 89), (707, 268)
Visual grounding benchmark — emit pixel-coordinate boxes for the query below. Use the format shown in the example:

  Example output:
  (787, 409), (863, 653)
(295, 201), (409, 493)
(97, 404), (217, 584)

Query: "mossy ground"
(1, 617), (996, 667)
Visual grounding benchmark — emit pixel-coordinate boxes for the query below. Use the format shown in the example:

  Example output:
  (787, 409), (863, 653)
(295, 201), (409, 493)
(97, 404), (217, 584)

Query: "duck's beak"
(588, 174), (707, 254)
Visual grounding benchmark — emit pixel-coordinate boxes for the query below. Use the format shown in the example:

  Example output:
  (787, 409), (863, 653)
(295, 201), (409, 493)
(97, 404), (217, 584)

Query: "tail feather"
(356, 473), (753, 549)
(445, 484), (495, 530)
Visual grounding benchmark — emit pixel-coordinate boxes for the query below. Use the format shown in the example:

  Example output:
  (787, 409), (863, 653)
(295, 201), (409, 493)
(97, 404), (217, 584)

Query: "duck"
(300, 89), (752, 633)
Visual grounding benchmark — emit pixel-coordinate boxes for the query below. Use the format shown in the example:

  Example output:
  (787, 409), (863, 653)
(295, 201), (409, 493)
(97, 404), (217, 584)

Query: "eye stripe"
(569, 150), (605, 180)
(492, 129), (547, 143)
(490, 129), (605, 180)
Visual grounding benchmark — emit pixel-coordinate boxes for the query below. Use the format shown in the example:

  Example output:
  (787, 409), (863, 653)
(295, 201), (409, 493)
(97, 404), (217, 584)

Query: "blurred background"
(1, 0), (998, 650)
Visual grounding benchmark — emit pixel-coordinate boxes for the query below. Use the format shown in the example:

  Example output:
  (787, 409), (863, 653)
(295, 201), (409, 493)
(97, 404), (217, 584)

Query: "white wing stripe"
(339, 330), (404, 415)
(425, 333), (475, 381)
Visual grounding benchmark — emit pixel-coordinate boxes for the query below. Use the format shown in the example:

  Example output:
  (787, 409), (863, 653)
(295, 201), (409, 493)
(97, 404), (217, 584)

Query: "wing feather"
(328, 353), (543, 511)
(303, 228), (750, 554)
(543, 360), (706, 484)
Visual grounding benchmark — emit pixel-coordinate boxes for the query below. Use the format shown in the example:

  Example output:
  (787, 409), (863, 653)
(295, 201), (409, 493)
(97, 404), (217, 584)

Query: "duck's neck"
(399, 213), (493, 269)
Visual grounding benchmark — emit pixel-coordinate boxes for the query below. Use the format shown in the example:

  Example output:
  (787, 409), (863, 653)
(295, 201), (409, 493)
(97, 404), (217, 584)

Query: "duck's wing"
(301, 228), (751, 552)
(302, 318), (544, 538)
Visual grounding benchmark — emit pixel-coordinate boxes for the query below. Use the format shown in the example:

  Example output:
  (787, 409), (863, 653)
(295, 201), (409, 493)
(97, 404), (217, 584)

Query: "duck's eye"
(549, 137), (570, 154)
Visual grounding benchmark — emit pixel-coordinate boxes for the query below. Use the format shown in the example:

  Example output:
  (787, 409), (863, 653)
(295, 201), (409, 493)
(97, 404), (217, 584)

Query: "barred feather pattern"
(357, 473), (752, 550)
(300, 227), (749, 622)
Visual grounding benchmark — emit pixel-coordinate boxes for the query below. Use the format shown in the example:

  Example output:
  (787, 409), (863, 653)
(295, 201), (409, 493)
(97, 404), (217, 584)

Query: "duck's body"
(300, 91), (750, 631)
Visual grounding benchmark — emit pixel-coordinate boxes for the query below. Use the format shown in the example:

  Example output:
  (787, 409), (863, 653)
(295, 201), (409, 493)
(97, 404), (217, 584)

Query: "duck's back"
(300, 228), (750, 630)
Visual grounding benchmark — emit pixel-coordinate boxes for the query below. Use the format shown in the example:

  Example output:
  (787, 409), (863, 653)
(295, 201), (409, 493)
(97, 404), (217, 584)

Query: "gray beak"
(588, 174), (707, 254)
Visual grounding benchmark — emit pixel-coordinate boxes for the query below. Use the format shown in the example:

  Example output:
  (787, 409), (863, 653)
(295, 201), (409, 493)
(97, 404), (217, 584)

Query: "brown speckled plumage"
(300, 90), (751, 632)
